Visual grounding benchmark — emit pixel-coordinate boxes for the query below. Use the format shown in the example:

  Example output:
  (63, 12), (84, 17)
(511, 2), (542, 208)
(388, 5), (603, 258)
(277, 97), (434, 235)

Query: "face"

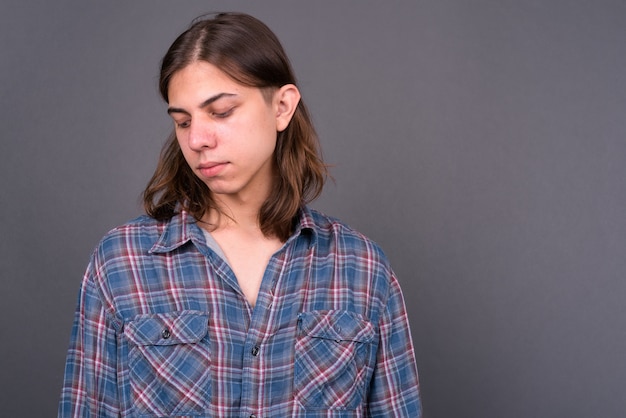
(167, 61), (293, 207)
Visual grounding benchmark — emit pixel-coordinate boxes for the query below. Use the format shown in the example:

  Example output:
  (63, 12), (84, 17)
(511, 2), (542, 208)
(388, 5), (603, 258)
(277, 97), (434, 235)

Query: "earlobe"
(275, 84), (301, 132)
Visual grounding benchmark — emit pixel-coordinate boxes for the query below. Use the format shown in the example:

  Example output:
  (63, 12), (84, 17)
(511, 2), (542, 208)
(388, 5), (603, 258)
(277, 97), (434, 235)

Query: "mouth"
(197, 162), (228, 177)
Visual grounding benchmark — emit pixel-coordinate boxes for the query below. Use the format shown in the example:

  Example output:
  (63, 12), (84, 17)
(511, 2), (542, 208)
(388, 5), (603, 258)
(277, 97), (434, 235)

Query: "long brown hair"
(143, 13), (327, 241)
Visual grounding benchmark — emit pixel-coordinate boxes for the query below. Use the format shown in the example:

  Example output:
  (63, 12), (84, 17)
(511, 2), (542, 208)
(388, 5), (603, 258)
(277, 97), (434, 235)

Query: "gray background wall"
(1, 1), (625, 417)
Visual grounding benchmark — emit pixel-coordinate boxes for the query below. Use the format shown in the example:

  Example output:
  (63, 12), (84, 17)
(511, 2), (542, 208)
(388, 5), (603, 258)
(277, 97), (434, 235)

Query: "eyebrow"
(167, 93), (238, 115)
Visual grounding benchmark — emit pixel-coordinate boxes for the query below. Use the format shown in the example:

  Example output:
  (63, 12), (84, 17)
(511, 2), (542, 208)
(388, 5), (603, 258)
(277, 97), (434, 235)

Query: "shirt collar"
(292, 206), (317, 245)
(149, 210), (202, 254)
(149, 206), (318, 255)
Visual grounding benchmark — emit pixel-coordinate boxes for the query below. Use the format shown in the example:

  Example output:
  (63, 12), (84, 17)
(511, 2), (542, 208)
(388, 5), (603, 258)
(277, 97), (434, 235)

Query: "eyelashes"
(211, 108), (234, 118)
(174, 107), (235, 129)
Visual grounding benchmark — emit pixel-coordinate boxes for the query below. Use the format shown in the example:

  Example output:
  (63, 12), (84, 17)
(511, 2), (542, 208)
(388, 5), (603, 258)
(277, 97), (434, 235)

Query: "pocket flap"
(125, 311), (208, 346)
(298, 310), (374, 343)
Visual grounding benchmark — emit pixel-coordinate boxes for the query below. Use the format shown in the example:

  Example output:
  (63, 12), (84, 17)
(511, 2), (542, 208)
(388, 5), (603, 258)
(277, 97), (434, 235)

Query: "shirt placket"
(238, 249), (285, 418)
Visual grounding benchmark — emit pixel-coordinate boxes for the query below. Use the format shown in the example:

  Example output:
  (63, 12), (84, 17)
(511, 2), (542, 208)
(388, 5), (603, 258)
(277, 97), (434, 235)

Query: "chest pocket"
(294, 310), (374, 410)
(125, 311), (211, 417)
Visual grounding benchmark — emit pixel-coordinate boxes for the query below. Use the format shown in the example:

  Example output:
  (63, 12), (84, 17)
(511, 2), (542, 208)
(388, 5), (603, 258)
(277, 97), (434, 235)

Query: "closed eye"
(211, 107), (234, 119)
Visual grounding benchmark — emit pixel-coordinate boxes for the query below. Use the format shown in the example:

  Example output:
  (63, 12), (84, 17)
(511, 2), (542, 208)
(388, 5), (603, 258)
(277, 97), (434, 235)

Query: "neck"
(203, 193), (265, 233)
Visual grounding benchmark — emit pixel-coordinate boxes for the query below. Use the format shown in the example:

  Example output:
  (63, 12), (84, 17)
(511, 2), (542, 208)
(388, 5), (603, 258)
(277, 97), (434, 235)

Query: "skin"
(167, 61), (301, 307)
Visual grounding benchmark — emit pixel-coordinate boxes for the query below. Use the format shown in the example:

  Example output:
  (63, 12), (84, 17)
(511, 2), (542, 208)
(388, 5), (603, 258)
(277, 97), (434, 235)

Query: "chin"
(206, 182), (242, 196)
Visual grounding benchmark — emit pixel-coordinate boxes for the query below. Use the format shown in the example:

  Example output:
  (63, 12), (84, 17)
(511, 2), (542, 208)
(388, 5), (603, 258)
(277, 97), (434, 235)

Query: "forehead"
(168, 61), (275, 108)
(168, 61), (248, 104)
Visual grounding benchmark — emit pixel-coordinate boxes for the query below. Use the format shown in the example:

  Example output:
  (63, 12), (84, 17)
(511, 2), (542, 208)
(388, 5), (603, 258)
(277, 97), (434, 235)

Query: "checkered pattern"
(295, 310), (374, 409)
(126, 311), (210, 415)
(59, 207), (421, 417)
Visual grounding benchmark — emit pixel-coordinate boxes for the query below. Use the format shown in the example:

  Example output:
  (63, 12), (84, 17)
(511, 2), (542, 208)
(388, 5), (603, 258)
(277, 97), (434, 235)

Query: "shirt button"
(162, 328), (171, 339)
(251, 346), (260, 356)
(249, 415), (257, 418)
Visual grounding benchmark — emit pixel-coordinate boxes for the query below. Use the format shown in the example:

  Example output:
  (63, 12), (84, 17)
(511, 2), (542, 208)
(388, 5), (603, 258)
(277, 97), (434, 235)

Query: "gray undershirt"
(201, 228), (231, 268)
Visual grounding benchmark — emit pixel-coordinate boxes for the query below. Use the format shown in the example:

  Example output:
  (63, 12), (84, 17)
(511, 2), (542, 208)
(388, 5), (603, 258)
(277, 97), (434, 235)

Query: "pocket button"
(162, 328), (171, 339)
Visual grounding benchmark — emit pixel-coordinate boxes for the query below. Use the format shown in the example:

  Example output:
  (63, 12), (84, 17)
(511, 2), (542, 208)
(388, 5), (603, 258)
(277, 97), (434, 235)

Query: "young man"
(59, 12), (421, 417)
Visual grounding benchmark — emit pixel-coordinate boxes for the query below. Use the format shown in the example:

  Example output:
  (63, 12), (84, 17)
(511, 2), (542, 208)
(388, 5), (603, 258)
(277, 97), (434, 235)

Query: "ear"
(274, 84), (301, 132)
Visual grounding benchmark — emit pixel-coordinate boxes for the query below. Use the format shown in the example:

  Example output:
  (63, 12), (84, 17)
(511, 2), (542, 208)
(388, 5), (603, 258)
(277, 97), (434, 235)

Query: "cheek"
(245, 114), (278, 151)
(250, 131), (278, 160)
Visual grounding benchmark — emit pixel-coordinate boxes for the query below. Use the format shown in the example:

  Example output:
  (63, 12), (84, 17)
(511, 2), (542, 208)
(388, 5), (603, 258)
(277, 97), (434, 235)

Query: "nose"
(187, 120), (217, 151)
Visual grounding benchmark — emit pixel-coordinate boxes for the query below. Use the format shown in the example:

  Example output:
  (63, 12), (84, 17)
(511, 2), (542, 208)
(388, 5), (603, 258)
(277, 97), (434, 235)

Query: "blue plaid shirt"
(59, 207), (421, 417)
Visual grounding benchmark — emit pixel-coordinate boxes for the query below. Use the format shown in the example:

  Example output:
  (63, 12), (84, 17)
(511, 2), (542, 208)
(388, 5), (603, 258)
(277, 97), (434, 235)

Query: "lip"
(197, 161), (228, 178)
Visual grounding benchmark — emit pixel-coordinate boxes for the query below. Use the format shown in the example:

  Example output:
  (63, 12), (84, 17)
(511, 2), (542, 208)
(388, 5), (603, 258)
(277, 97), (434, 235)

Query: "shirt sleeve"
(58, 261), (121, 417)
(366, 272), (422, 417)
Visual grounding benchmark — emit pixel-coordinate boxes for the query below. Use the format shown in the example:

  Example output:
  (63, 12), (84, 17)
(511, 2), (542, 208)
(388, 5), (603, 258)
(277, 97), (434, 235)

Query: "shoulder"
(303, 208), (401, 314)
(305, 207), (391, 267)
(106, 214), (164, 236)
(85, 215), (174, 292)
(96, 214), (165, 256)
